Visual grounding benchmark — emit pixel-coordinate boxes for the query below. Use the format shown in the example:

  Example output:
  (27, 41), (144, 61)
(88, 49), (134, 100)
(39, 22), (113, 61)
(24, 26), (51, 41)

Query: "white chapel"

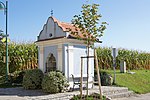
(36, 16), (94, 88)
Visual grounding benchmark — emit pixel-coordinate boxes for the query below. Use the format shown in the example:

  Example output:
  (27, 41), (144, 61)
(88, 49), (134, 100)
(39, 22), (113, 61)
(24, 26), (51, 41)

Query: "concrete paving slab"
(113, 93), (150, 100)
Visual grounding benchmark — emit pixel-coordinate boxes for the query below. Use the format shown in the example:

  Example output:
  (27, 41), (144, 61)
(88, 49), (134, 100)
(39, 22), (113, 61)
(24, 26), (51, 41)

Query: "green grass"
(102, 70), (150, 94)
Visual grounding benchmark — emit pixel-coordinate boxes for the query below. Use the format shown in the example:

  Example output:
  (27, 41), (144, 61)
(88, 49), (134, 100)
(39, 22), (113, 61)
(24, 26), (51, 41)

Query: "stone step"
(88, 86), (135, 99)
(102, 87), (129, 95)
(106, 91), (134, 99)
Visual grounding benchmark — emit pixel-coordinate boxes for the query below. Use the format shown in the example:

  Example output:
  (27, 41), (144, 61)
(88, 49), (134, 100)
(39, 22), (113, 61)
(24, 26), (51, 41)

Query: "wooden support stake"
(80, 57), (83, 98)
(94, 49), (103, 99)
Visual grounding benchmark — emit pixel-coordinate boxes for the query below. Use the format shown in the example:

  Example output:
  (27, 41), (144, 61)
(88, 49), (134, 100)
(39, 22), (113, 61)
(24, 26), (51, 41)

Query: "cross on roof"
(51, 10), (53, 16)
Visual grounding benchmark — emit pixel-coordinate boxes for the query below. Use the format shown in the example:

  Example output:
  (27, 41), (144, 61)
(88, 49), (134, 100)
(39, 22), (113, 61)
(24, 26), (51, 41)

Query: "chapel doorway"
(45, 53), (56, 72)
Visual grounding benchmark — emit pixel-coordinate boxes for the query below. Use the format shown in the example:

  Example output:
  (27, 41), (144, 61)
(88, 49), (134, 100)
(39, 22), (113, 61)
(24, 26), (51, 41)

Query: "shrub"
(23, 69), (43, 89)
(94, 70), (113, 86)
(11, 71), (25, 84)
(100, 72), (113, 86)
(0, 75), (5, 84)
(70, 93), (106, 100)
(42, 71), (69, 94)
(0, 71), (25, 86)
(0, 65), (5, 76)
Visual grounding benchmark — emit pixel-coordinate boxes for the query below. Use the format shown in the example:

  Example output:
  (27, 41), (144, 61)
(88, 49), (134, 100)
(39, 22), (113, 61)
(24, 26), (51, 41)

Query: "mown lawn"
(102, 70), (150, 94)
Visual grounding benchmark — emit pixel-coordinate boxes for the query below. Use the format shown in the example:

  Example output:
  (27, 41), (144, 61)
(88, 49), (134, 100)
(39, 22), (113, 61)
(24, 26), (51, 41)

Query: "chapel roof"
(51, 16), (87, 39)
(37, 16), (101, 43)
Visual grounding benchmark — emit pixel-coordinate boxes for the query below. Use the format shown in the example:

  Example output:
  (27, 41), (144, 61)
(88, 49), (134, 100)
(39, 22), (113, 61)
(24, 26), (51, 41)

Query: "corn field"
(0, 42), (38, 75)
(0, 42), (150, 76)
(96, 47), (150, 70)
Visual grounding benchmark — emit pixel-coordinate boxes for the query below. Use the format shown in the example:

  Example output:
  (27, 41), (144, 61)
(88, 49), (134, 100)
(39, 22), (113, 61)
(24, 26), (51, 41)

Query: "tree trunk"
(80, 58), (83, 97)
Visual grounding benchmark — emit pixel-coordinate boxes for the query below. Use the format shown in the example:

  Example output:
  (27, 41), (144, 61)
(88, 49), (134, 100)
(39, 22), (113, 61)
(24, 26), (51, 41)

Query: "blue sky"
(0, 0), (150, 52)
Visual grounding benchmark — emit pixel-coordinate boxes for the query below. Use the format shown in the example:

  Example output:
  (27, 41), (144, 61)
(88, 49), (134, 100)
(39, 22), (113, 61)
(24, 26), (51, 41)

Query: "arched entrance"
(45, 53), (56, 72)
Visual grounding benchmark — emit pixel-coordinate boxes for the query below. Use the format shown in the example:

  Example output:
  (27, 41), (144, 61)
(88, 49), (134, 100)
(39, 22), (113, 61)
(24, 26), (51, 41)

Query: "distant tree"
(0, 30), (10, 43)
(70, 3), (107, 99)
(0, 30), (5, 44)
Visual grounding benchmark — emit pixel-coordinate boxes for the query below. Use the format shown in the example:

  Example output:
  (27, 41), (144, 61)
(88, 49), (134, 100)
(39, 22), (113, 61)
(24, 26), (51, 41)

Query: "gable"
(37, 16), (98, 43)
(38, 17), (66, 41)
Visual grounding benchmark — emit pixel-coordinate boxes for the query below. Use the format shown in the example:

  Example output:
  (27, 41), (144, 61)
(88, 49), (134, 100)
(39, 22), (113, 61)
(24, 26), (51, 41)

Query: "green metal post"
(5, 1), (9, 83)
(0, 1), (9, 82)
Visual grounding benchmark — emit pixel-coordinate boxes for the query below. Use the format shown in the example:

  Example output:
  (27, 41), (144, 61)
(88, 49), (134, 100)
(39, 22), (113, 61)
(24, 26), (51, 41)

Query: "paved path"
(0, 87), (100, 100)
(0, 87), (149, 100)
(113, 93), (150, 100)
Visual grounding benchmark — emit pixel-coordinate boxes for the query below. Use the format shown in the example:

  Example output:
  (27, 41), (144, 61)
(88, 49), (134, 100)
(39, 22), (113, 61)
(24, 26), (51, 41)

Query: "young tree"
(70, 3), (107, 98)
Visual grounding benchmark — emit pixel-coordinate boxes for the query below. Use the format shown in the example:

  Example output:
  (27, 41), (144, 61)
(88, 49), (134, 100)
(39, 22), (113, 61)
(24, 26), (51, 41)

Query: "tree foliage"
(70, 3), (107, 98)
(71, 4), (107, 45)
(0, 30), (5, 44)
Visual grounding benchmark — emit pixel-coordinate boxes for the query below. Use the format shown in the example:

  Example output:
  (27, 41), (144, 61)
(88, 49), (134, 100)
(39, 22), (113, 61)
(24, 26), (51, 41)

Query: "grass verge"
(102, 70), (150, 94)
